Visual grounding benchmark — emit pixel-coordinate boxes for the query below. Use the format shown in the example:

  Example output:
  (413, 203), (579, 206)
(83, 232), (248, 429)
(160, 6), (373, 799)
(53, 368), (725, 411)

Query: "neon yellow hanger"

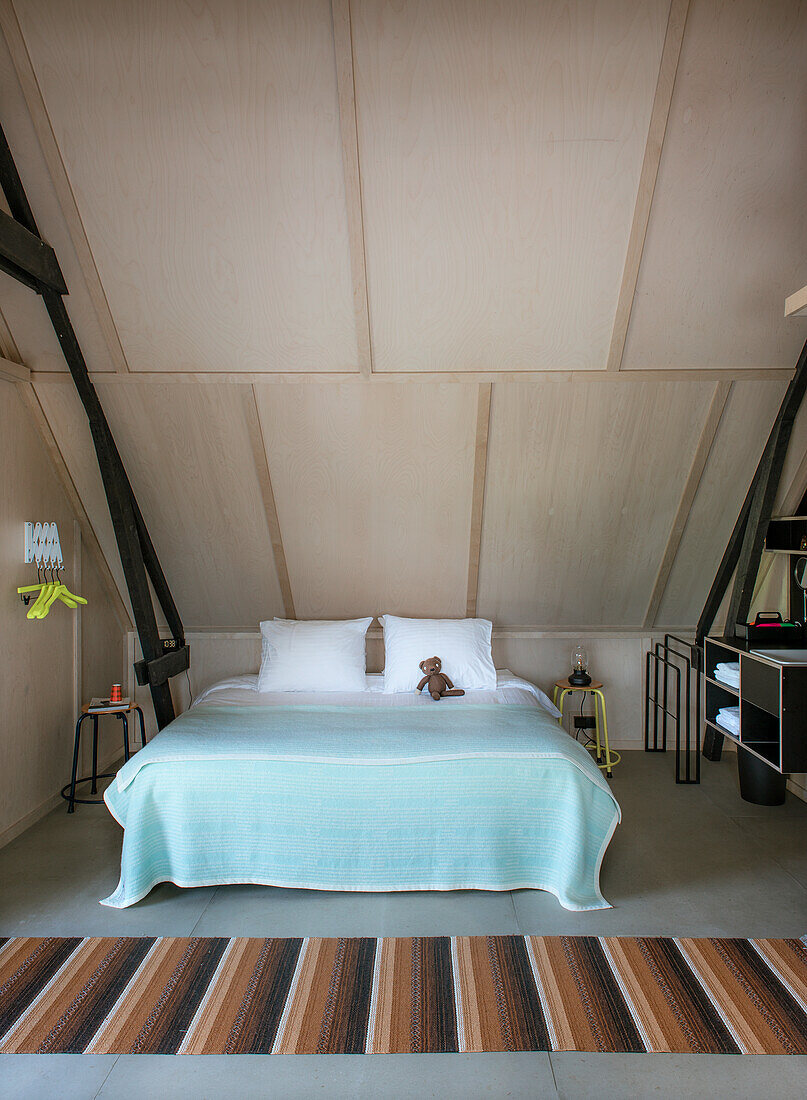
(17, 580), (88, 619)
(26, 582), (54, 619)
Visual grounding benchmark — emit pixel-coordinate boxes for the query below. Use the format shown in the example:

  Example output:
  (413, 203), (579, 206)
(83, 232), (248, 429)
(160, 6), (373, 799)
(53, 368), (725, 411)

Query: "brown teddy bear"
(416, 656), (465, 700)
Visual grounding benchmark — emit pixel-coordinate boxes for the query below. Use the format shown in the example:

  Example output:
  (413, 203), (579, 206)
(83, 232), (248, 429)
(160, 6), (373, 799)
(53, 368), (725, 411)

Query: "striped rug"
(1, 936), (806, 1055)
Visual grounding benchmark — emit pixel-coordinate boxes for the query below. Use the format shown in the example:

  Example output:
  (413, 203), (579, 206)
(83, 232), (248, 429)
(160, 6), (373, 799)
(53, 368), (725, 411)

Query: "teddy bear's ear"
(419, 660), (427, 672)
(434, 656), (441, 670)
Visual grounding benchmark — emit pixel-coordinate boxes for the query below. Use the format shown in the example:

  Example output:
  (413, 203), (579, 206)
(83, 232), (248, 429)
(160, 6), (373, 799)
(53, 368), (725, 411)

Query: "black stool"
(62, 704), (146, 812)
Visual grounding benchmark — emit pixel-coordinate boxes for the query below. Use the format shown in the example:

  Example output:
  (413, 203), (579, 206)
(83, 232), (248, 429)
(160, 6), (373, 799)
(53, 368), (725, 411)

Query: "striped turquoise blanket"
(102, 704), (620, 911)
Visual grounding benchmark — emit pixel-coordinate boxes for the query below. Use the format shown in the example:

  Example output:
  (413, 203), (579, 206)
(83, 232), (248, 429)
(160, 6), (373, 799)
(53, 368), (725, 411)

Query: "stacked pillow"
(257, 617), (372, 692)
(257, 614), (496, 694)
(379, 615), (496, 692)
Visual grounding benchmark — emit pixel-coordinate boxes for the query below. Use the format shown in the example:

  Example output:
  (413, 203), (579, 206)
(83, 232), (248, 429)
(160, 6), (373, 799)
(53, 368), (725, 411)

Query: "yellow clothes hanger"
(51, 584), (87, 610)
(26, 582), (54, 619)
(16, 578), (87, 619)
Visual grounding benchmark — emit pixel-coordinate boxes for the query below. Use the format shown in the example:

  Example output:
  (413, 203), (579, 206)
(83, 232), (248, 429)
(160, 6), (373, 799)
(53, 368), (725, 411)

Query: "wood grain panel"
(94, 383), (285, 627)
(622, 0), (807, 371)
(0, 354), (29, 383)
(606, 0), (690, 371)
(13, 0), (358, 374)
(0, 301), (21, 362)
(32, 380), (132, 622)
(643, 379), (729, 625)
(0, 28), (113, 374)
(477, 379), (712, 626)
(17, 381), (131, 629)
(785, 285), (807, 318)
(466, 383), (492, 616)
(656, 380), (787, 625)
(254, 383), (477, 618)
(0, 0), (129, 371)
(30, 367), (797, 386)
(332, 0), (373, 376)
(0, 380), (73, 837)
(244, 385), (296, 619)
(351, 0), (669, 372)
(0, 379), (121, 841)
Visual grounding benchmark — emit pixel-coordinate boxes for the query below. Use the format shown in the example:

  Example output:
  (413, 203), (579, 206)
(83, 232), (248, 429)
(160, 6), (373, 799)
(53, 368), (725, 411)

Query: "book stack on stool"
(62, 686), (147, 812)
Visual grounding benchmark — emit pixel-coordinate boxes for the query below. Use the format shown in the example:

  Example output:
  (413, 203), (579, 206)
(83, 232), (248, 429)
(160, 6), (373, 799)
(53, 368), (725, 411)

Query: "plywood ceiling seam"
(0, 354), (29, 383)
(244, 385), (296, 619)
(332, 0), (373, 377)
(0, 0), (130, 372)
(643, 378), (730, 626)
(0, 301), (22, 362)
(465, 382), (492, 617)
(785, 286), (807, 318)
(606, 0), (691, 372)
(16, 379), (132, 630)
(28, 367), (797, 386)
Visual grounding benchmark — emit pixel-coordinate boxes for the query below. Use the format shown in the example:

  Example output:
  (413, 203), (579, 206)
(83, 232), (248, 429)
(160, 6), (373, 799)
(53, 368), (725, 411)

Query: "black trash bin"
(737, 746), (786, 805)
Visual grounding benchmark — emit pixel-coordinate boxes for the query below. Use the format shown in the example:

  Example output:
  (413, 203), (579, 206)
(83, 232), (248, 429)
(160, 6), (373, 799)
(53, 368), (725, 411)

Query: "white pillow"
(380, 615), (496, 693)
(258, 618), (372, 692)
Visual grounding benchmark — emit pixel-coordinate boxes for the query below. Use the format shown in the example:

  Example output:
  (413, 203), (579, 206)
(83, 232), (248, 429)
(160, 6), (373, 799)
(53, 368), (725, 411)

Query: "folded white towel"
(715, 662), (740, 674)
(714, 665), (740, 688)
(715, 705), (740, 735)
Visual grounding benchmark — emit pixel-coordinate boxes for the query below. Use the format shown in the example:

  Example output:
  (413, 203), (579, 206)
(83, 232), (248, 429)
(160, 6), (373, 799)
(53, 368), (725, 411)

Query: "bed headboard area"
(126, 627), (676, 753)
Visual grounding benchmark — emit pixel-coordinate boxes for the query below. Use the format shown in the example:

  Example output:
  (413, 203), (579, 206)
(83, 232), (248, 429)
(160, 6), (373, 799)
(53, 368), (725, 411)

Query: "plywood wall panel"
(0, 381), (124, 842)
(254, 383), (477, 618)
(622, 0), (807, 371)
(95, 383), (285, 627)
(0, 381), (75, 836)
(656, 380), (786, 625)
(14, 0), (357, 374)
(477, 379), (712, 625)
(0, 29), (112, 373)
(33, 381), (131, 618)
(351, 0), (669, 372)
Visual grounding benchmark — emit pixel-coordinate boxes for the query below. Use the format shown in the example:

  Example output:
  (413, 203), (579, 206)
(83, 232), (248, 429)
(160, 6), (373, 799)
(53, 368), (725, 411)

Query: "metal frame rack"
(644, 633), (701, 784)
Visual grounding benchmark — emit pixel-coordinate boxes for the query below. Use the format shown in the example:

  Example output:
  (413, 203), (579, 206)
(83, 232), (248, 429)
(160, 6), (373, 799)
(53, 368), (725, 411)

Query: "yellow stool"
(553, 678), (620, 778)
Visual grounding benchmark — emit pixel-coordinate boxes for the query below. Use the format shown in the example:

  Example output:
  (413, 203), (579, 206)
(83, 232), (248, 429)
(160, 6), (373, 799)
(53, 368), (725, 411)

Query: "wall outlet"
(573, 715), (596, 730)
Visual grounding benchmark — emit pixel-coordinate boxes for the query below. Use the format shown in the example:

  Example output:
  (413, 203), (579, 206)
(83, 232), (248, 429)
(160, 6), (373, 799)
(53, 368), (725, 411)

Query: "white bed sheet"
(192, 669), (561, 718)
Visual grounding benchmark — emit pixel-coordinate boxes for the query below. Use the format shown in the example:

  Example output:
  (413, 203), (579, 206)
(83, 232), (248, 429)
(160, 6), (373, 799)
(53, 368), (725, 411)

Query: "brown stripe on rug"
(0, 936), (805, 1055)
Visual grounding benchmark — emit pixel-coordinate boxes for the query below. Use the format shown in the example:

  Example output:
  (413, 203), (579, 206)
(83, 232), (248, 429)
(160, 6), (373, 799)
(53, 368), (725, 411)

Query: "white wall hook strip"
(24, 521), (63, 568)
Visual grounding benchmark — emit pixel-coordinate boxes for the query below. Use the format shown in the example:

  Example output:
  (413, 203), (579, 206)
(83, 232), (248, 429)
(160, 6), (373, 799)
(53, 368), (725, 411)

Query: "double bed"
(102, 671), (620, 911)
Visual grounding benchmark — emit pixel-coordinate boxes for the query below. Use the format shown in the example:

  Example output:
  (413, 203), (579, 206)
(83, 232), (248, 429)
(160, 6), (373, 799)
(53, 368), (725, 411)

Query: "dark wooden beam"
(698, 338), (807, 762)
(0, 206), (66, 293)
(726, 338), (807, 631)
(695, 493), (751, 646)
(697, 337), (807, 647)
(0, 251), (41, 292)
(0, 121), (182, 729)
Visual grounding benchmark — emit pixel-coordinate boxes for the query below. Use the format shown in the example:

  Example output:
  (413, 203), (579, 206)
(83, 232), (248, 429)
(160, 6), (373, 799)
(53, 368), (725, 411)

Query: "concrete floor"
(1, 749), (806, 1098)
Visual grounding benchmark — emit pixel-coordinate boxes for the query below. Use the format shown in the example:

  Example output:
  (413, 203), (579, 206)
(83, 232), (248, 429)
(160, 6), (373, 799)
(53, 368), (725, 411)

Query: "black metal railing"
(644, 634), (701, 783)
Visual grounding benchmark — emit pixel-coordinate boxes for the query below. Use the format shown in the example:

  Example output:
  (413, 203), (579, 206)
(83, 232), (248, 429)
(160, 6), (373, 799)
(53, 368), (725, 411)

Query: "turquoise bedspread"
(102, 704), (620, 911)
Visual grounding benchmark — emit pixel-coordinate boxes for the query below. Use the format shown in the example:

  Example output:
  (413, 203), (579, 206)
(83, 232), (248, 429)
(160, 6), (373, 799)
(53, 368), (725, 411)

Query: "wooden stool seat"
(554, 677), (603, 691)
(63, 703), (146, 812)
(81, 702), (139, 714)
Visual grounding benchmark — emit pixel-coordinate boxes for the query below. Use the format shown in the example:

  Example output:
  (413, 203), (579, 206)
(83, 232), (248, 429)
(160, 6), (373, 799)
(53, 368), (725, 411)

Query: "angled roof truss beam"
(0, 121), (185, 728)
(0, 205), (66, 292)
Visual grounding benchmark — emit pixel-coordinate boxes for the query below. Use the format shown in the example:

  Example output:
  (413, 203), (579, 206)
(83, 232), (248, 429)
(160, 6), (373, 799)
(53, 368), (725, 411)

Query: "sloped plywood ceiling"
(1, 0), (805, 632)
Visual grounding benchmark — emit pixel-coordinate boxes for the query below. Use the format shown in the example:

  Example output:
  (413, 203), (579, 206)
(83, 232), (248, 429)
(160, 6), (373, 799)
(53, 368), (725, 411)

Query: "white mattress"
(192, 669), (561, 718)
